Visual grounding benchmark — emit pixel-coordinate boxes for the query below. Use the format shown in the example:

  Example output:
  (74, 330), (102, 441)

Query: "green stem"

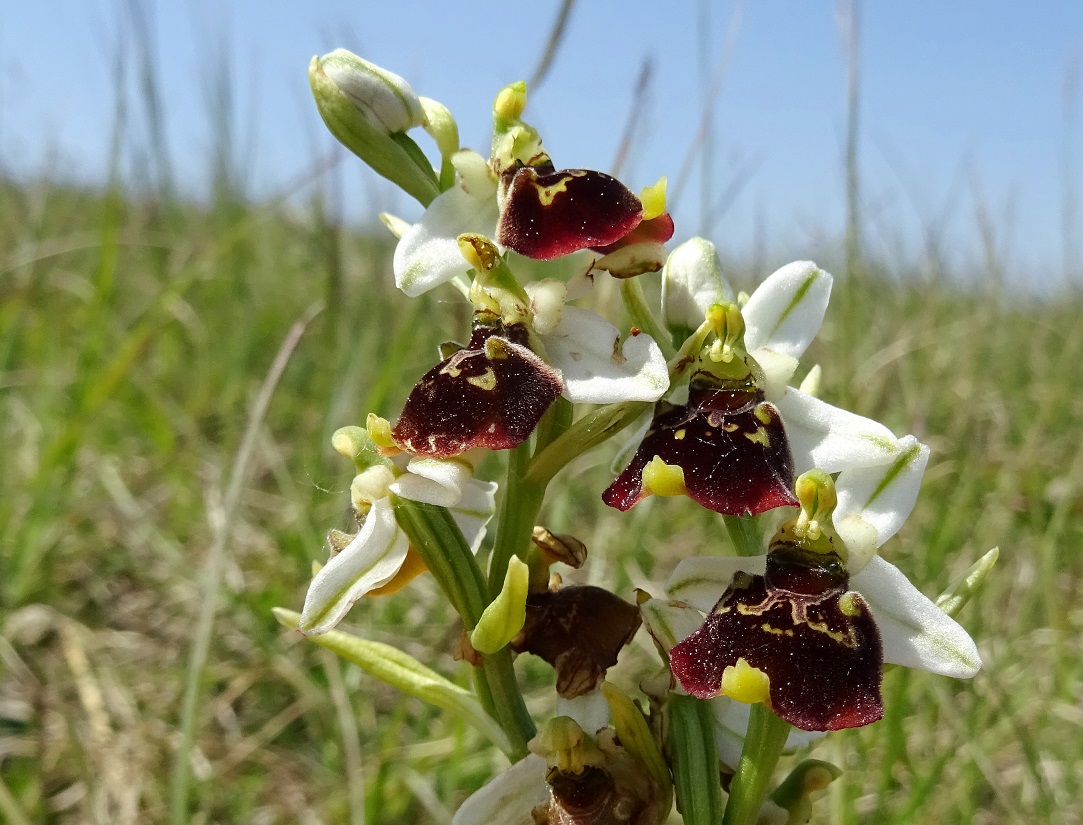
(489, 440), (546, 599)
(668, 694), (724, 825)
(526, 400), (650, 487)
(620, 277), (676, 360)
(392, 496), (534, 757)
(722, 514), (764, 556)
(722, 704), (791, 825)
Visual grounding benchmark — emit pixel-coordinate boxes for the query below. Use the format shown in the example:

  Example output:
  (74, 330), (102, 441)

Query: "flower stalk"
(391, 496), (534, 757)
(722, 704), (791, 825)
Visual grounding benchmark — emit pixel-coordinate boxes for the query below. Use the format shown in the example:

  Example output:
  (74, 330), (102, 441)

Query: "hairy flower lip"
(392, 317), (563, 459)
(496, 165), (645, 261)
(602, 387), (798, 516)
(669, 551), (884, 732)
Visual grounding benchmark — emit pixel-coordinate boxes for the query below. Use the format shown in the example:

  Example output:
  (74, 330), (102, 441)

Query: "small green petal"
(471, 556), (529, 654)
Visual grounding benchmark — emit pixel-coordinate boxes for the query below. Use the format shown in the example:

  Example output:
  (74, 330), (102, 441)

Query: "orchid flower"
(392, 236), (668, 459)
(451, 689), (671, 825)
(664, 239), (904, 474)
(392, 81), (674, 298)
(298, 450), (497, 635)
(603, 240), (908, 516)
(640, 596), (824, 770)
(642, 444), (981, 732)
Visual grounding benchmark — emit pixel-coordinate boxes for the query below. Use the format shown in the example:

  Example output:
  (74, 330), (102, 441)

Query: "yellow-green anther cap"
(461, 234), (531, 324)
(317, 49), (424, 133)
(309, 52), (438, 205)
(490, 81), (547, 173)
(470, 556), (529, 654)
(705, 301), (747, 361)
(332, 425), (391, 472)
(529, 717), (605, 775)
(790, 469), (845, 558)
(494, 81), (528, 126)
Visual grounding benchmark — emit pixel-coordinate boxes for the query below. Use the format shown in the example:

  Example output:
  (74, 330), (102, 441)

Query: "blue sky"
(3, 1), (1081, 287)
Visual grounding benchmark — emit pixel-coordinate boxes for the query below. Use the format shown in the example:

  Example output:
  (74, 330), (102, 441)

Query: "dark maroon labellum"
(511, 585), (642, 698)
(496, 166), (644, 260)
(669, 551), (884, 731)
(602, 386), (798, 516)
(392, 318), (562, 459)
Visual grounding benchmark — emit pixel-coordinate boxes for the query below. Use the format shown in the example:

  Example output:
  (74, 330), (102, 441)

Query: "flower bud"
(420, 96), (459, 158)
(309, 52), (438, 205)
(318, 49), (423, 134)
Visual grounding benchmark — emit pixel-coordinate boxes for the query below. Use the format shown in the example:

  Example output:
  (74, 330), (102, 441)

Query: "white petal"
(544, 306), (669, 404)
(662, 237), (734, 329)
(524, 279), (567, 336)
(449, 478), (499, 553)
(393, 186), (499, 297)
(639, 598), (706, 651)
(853, 556), (982, 678)
(742, 261), (832, 360)
(451, 149), (497, 198)
(593, 242), (668, 278)
(666, 556), (766, 613)
(751, 348), (799, 401)
(299, 498), (409, 635)
(451, 754), (549, 825)
(556, 690), (610, 734)
(390, 457), (472, 507)
(775, 388), (901, 475)
(835, 435), (930, 574)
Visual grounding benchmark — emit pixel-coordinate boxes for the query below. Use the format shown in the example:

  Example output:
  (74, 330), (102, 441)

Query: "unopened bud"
(318, 49), (423, 134)
(309, 51), (438, 205)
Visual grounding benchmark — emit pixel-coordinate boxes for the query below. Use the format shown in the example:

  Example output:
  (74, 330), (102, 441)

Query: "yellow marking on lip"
(744, 426), (769, 446)
(467, 368), (498, 391)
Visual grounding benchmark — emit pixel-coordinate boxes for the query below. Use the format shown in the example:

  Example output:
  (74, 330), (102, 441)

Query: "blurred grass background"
(3, 7), (1083, 825)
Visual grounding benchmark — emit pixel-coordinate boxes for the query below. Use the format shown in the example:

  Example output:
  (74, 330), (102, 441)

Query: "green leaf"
(667, 694), (723, 825)
(273, 607), (512, 754)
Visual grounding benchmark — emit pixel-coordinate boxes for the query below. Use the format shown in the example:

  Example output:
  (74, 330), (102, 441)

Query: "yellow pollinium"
(720, 657), (771, 705)
(642, 456), (686, 498)
(494, 81), (528, 121)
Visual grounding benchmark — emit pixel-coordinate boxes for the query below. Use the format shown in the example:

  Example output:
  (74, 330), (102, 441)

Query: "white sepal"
(556, 690), (610, 735)
(299, 497), (409, 635)
(390, 457), (472, 507)
(662, 237), (734, 329)
(450, 754), (549, 825)
(852, 556), (982, 678)
(543, 306), (669, 404)
(711, 698), (825, 771)
(774, 387), (901, 475)
(835, 435), (930, 573)
(393, 186), (499, 297)
(742, 261), (832, 361)
(448, 478), (499, 553)
(525, 279), (567, 336)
